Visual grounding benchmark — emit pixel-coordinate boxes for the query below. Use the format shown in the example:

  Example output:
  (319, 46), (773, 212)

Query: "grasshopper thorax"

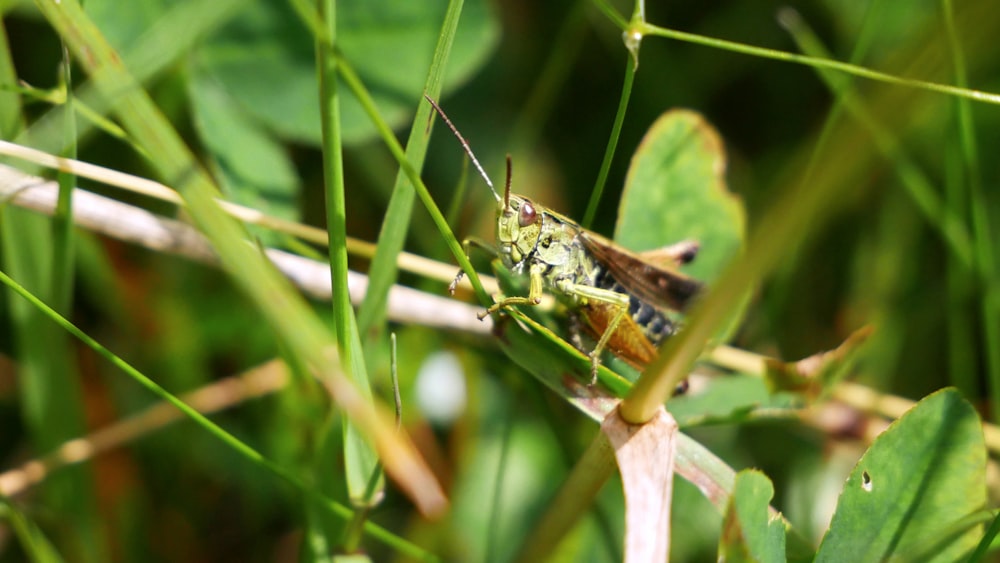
(496, 194), (543, 269)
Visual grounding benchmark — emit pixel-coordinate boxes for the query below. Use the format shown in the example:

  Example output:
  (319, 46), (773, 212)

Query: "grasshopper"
(426, 96), (702, 383)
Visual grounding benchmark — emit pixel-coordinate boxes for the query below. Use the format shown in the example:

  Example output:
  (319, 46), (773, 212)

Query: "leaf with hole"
(815, 388), (986, 562)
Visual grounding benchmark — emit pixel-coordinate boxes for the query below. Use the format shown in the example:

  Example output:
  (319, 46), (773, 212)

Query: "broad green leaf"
(84, 0), (174, 49)
(615, 109), (747, 343)
(188, 70), (300, 227)
(615, 109), (744, 283)
(815, 389), (986, 562)
(719, 470), (787, 563)
(194, 0), (498, 145)
(667, 374), (799, 428)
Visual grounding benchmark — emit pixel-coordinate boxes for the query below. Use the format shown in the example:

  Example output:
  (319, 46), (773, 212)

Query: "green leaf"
(719, 470), (787, 563)
(667, 374), (795, 428)
(615, 109), (744, 283)
(188, 70), (301, 228)
(83, 0), (174, 50)
(815, 389), (987, 562)
(194, 0), (499, 145)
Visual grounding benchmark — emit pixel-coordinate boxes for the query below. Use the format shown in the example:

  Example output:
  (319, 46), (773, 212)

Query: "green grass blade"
(333, 52), (490, 306)
(31, 0), (444, 515)
(780, 9), (973, 268)
(938, 0), (979, 398)
(965, 511), (1000, 562)
(317, 0), (382, 510)
(0, 212), (103, 563)
(0, 267), (441, 560)
(0, 16), (22, 137)
(0, 28), (101, 559)
(782, 6), (987, 404)
(942, 0), (1000, 421)
(355, 0), (466, 335)
(581, 56), (634, 229)
(639, 18), (1000, 106)
(591, 0), (627, 29)
(510, 0), (588, 156)
(0, 497), (65, 563)
(50, 47), (75, 314)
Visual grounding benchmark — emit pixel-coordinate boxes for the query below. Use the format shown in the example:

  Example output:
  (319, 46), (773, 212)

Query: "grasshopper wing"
(579, 231), (703, 312)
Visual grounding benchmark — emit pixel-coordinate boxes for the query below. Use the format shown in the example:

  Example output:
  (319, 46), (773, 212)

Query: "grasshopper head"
(494, 156), (542, 268)
(419, 97), (543, 269)
(496, 193), (542, 269)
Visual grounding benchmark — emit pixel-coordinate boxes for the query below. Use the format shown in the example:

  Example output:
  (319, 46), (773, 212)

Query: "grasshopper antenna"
(504, 154), (512, 208)
(424, 94), (501, 203)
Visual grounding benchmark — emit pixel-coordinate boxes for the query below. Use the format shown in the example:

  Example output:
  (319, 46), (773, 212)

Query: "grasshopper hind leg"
(555, 279), (632, 385)
(566, 311), (605, 383)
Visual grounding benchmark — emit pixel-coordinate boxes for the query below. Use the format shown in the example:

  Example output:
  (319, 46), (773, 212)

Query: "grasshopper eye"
(518, 202), (537, 227)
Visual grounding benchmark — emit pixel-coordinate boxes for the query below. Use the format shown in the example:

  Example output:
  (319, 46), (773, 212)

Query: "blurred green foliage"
(1, 0), (999, 561)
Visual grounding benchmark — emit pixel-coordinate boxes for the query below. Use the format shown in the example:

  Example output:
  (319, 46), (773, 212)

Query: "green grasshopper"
(426, 96), (702, 383)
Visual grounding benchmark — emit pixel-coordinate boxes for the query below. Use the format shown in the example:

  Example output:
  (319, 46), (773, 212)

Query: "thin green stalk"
(485, 399), (514, 563)
(342, 459), (388, 551)
(0, 267), (439, 561)
(942, 0), (1000, 419)
(317, 0), (382, 526)
(50, 45), (75, 312)
(318, 0), (348, 356)
(527, 385), (620, 557)
(2, 38), (99, 562)
(0, 498), (63, 562)
(965, 510), (1000, 562)
(442, 157), (470, 231)
(632, 0), (645, 22)
(940, 0), (978, 397)
(510, 0), (589, 152)
(0, 17), (23, 138)
(333, 51), (490, 307)
(780, 3), (879, 192)
(590, 0), (627, 29)
(514, 429), (616, 562)
(780, 8), (987, 407)
(356, 0), (465, 335)
(34, 0), (442, 518)
(639, 21), (1000, 106)
(287, 0), (329, 45)
(779, 9), (973, 269)
(582, 56), (634, 229)
(942, 147), (977, 396)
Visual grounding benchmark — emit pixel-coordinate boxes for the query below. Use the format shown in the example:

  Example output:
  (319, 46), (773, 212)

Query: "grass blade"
(356, 0), (467, 335)
(0, 268), (439, 559)
(317, 0), (382, 511)
(32, 0), (444, 516)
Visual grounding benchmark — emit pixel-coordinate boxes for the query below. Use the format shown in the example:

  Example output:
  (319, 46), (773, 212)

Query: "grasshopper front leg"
(481, 262), (545, 320)
(448, 237), (498, 295)
(554, 279), (631, 384)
